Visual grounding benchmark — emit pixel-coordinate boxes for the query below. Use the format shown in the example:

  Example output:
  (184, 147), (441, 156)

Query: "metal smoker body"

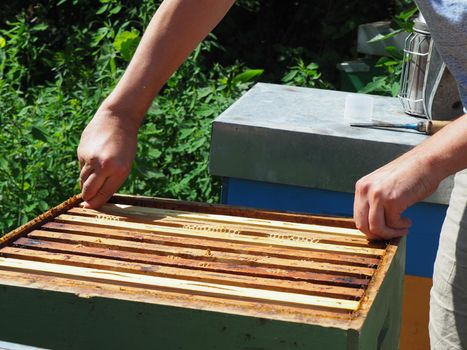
(399, 12), (463, 120)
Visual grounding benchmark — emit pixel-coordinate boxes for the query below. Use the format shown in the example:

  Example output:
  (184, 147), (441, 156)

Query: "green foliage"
(359, 46), (403, 96)
(367, 6), (418, 43)
(113, 29), (140, 61)
(360, 5), (416, 96)
(214, 0), (410, 85)
(282, 59), (333, 89)
(0, 1), (260, 235)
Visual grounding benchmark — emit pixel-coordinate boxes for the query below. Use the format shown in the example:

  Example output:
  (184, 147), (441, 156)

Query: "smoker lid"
(413, 12), (430, 34)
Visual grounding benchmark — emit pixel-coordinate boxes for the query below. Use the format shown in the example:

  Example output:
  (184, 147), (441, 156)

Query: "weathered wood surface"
(54, 213), (384, 255)
(0, 195), (399, 326)
(76, 204), (364, 236)
(26, 229), (375, 277)
(0, 246), (364, 299)
(42, 221), (380, 266)
(0, 257), (361, 310)
(109, 194), (358, 228)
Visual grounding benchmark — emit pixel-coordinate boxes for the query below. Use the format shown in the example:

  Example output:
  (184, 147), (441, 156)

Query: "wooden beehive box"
(0, 195), (404, 350)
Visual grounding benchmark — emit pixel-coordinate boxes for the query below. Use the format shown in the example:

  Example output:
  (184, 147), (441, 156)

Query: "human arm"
(78, 0), (235, 208)
(354, 114), (467, 240)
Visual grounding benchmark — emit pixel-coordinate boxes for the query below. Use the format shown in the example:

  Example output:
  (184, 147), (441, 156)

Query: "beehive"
(0, 195), (404, 350)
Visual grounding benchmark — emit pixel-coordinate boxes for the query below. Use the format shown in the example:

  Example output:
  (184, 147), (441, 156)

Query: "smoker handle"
(426, 120), (451, 135)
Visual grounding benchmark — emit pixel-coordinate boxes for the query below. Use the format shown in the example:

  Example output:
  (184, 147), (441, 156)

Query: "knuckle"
(356, 178), (370, 194)
(81, 184), (95, 200)
(115, 162), (131, 176)
(100, 157), (116, 170)
(384, 190), (399, 204)
(81, 190), (92, 202)
(100, 157), (129, 174)
(100, 157), (123, 172)
(369, 186), (384, 201)
(80, 155), (100, 169)
(355, 222), (369, 235)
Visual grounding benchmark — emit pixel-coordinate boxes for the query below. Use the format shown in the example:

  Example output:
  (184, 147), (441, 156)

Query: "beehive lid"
(0, 195), (400, 330)
(209, 83), (454, 204)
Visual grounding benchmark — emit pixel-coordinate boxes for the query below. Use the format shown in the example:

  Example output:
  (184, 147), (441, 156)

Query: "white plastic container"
(344, 94), (374, 124)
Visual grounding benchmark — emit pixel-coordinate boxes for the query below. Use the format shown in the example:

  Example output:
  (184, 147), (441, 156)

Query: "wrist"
(94, 101), (143, 135)
(98, 96), (147, 133)
(412, 145), (454, 186)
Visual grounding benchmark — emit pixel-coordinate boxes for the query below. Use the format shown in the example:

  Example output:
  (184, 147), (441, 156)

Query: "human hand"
(354, 153), (440, 240)
(77, 107), (138, 209)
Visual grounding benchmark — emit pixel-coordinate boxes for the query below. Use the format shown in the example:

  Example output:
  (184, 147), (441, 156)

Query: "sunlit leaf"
(96, 4), (108, 14)
(231, 69), (263, 85)
(31, 23), (48, 32)
(110, 5), (122, 14)
(113, 29), (140, 61)
(367, 29), (403, 44)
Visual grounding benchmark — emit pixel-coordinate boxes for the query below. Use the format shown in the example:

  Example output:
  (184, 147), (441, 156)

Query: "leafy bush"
(282, 59), (333, 89)
(359, 6), (418, 96)
(0, 1), (261, 234)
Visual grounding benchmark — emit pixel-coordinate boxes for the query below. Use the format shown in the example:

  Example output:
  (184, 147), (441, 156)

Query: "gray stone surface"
(209, 83), (453, 205)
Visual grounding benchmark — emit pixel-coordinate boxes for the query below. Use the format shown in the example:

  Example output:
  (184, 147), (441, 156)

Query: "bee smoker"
(398, 12), (463, 120)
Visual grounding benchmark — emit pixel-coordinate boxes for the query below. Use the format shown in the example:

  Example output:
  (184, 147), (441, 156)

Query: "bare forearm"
(102, 0), (235, 127)
(402, 114), (467, 183)
(77, 0), (234, 208)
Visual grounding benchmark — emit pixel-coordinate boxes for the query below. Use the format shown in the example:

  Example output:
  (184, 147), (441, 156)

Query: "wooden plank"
(12, 237), (370, 287)
(0, 257), (361, 311)
(55, 214), (385, 256)
(0, 246), (364, 299)
(98, 203), (367, 238)
(109, 194), (357, 229)
(26, 230), (375, 276)
(69, 207), (383, 249)
(0, 269), (355, 330)
(0, 195), (82, 249)
(42, 221), (381, 267)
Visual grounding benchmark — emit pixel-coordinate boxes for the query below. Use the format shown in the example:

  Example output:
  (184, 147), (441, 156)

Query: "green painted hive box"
(0, 195), (405, 350)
